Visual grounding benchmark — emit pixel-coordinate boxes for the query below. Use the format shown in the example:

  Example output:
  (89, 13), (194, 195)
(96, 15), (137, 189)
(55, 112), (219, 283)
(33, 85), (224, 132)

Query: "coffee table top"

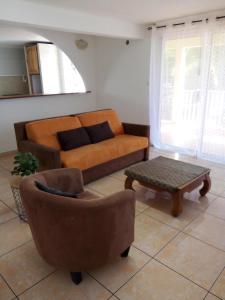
(124, 156), (210, 192)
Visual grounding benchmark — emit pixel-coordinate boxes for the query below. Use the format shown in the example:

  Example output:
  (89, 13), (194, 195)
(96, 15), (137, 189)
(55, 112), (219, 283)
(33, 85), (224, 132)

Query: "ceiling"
(26, 0), (225, 24)
(0, 25), (48, 46)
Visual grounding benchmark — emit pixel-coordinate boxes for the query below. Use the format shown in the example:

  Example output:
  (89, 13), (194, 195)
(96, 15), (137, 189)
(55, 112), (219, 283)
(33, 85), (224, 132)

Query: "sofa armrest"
(122, 123), (150, 138)
(19, 140), (61, 170)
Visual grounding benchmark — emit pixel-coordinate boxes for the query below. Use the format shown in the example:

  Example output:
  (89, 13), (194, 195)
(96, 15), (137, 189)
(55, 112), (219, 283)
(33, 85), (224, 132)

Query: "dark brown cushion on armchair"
(19, 168), (135, 284)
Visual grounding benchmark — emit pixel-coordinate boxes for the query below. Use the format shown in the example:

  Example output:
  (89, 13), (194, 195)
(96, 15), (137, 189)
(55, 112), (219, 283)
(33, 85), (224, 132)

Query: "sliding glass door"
(151, 22), (225, 163)
(200, 32), (225, 161)
(159, 35), (202, 154)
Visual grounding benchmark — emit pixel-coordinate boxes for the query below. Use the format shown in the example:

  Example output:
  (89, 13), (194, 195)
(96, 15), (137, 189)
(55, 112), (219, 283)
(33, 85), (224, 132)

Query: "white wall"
(95, 36), (150, 124)
(0, 27), (97, 153)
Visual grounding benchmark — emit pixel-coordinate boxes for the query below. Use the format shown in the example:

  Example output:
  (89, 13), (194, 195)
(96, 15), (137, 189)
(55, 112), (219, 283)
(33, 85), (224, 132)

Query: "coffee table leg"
(199, 173), (211, 196)
(171, 191), (183, 217)
(125, 177), (134, 190)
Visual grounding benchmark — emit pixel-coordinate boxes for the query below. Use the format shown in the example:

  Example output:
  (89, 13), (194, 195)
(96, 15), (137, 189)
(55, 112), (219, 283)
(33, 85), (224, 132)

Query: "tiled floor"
(0, 148), (225, 299)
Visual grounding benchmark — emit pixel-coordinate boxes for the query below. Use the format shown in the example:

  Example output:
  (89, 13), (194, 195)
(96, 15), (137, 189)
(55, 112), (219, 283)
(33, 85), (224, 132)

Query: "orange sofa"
(14, 109), (150, 183)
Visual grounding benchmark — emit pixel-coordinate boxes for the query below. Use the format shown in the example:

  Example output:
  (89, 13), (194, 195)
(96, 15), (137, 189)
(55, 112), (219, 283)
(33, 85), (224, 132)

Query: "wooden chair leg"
(121, 246), (130, 257)
(71, 272), (82, 284)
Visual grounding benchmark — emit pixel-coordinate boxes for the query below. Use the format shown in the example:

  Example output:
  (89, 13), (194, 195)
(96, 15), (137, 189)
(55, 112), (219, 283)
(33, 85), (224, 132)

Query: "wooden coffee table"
(124, 156), (211, 217)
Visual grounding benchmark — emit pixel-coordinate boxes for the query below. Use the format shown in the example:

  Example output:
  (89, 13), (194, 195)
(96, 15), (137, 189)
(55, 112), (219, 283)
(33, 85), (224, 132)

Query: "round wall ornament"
(75, 39), (88, 50)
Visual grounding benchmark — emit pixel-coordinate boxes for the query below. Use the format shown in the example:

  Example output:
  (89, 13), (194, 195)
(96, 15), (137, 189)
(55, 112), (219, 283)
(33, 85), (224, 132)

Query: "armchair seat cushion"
(60, 134), (149, 170)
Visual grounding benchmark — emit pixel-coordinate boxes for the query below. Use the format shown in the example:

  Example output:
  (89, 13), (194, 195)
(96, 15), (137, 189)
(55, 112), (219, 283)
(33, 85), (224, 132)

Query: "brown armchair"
(20, 168), (135, 284)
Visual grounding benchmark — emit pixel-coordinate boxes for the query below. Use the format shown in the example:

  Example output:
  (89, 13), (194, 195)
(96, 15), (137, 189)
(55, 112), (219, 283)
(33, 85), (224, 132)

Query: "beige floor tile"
(184, 190), (216, 211)
(0, 170), (11, 186)
(211, 167), (225, 180)
(0, 218), (32, 257)
(206, 197), (225, 220)
(133, 214), (178, 256)
(207, 160), (225, 169)
(89, 246), (150, 293)
(110, 169), (126, 181)
(184, 213), (225, 251)
(19, 270), (111, 300)
(0, 156), (14, 171)
(0, 183), (16, 210)
(210, 178), (225, 196)
(157, 233), (225, 290)
(134, 185), (156, 203)
(0, 148), (225, 300)
(86, 177), (124, 196)
(0, 277), (15, 300)
(132, 184), (155, 214)
(0, 197), (17, 212)
(0, 202), (17, 225)
(135, 181), (215, 208)
(143, 196), (201, 230)
(116, 259), (207, 300)
(135, 210), (141, 217)
(135, 185), (214, 229)
(149, 152), (162, 159)
(135, 200), (149, 213)
(211, 268), (225, 300)
(205, 293), (221, 300)
(109, 297), (119, 300)
(0, 241), (54, 295)
(184, 157), (213, 168)
(0, 182), (13, 198)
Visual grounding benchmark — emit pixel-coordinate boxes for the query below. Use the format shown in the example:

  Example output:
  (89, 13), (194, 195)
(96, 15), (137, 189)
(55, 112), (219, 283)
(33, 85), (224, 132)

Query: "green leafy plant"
(11, 152), (39, 177)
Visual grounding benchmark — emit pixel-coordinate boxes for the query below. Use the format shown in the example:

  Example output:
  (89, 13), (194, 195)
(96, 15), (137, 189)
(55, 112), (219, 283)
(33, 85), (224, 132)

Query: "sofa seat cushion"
(77, 109), (124, 136)
(26, 116), (82, 150)
(60, 134), (149, 170)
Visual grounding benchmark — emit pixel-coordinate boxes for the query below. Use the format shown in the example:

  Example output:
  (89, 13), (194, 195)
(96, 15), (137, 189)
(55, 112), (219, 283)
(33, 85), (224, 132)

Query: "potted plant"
(10, 152), (39, 187)
(10, 152), (39, 221)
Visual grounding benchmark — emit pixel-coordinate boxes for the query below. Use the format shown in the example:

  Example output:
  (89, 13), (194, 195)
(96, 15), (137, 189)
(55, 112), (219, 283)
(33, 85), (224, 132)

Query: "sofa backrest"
(26, 116), (82, 149)
(77, 109), (124, 135)
(15, 109), (123, 150)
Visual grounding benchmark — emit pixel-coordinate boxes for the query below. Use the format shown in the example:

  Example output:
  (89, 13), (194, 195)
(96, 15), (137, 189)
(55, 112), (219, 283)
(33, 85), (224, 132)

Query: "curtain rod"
(147, 15), (225, 30)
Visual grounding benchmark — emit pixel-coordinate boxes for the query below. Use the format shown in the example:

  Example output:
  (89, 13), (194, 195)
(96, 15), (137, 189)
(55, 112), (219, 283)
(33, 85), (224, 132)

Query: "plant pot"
(9, 175), (23, 189)
(9, 175), (28, 222)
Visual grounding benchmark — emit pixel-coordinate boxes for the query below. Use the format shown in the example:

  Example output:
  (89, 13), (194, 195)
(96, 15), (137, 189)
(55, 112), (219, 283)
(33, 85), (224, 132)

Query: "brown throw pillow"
(85, 121), (115, 144)
(57, 127), (91, 151)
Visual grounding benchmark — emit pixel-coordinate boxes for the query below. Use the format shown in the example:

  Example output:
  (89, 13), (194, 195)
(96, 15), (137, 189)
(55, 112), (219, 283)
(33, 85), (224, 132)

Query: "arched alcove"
(0, 25), (86, 98)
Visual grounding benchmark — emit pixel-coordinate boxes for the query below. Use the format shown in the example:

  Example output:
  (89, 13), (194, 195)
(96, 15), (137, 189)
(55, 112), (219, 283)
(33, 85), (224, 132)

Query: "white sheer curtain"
(150, 19), (225, 163)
